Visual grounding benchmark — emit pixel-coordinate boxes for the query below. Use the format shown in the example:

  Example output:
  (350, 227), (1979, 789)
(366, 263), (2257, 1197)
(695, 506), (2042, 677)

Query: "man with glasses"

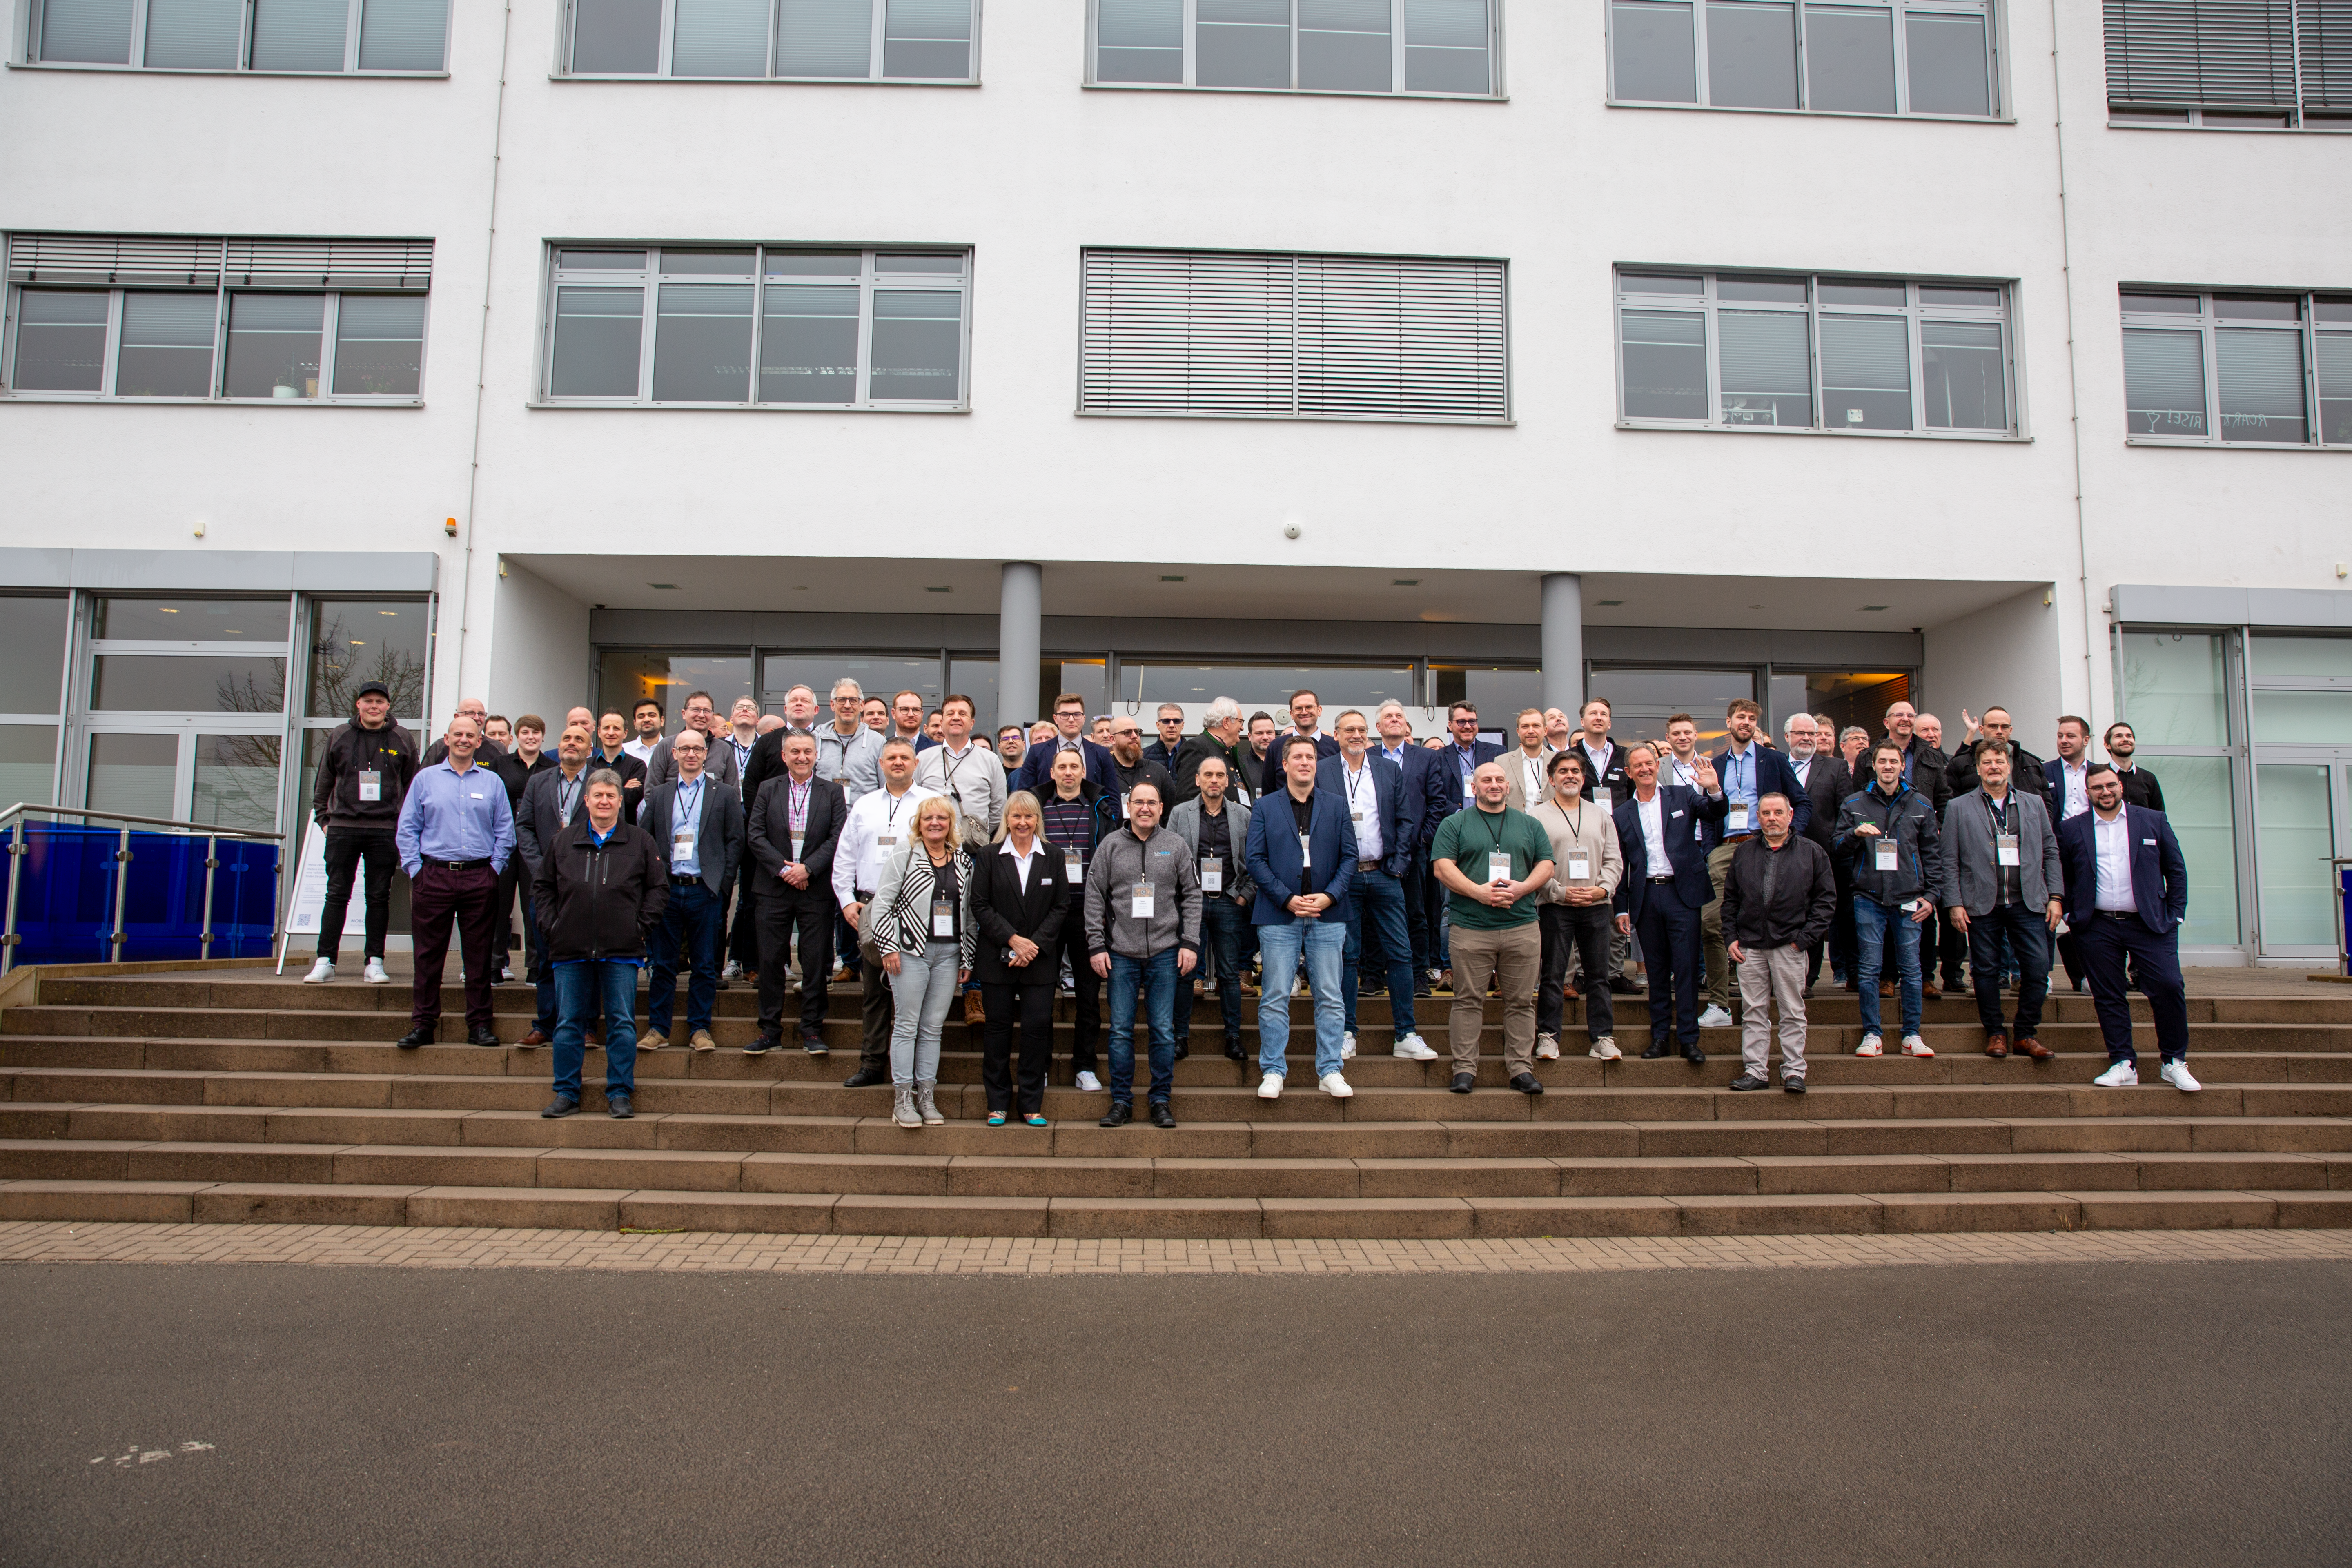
(1104, 716), (1179, 835)
(1011, 690), (1118, 799)
(2060, 764), (2198, 1093)
(1426, 702), (1503, 990)
(1145, 703), (1189, 772)
(1319, 710), (1434, 1062)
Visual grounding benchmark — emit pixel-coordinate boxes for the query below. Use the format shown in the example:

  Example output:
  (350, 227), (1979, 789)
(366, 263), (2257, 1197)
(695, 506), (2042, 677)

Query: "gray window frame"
(2104, 0), (2352, 132)
(556, 0), (981, 82)
(1085, 0), (1506, 99)
(2119, 288), (2351, 451)
(23, 0), (451, 73)
(536, 243), (973, 411)
(1604, 0), (2005, 120)
(1614, 267), (2020, 439)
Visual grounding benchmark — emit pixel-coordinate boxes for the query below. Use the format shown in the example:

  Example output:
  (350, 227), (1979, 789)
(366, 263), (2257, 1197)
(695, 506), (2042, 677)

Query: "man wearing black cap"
(306, 679), (418, 985)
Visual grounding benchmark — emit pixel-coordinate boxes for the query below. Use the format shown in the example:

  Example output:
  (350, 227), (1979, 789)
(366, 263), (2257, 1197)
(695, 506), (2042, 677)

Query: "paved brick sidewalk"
(3, 1221), (2349, 1275)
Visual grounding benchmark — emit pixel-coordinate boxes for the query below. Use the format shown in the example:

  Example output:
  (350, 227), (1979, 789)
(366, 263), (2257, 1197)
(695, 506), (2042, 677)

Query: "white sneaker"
(1535, 1033), (1560, 1060)
(2093, 1060), (2139, 1088)
(363, 958), (390, 985)
(301, 958), (334, 984)
(1340, 1031), (1357, 1061)
(722, 960), (744, 982)
(2160, 1060), (2202, 1093)
(1319, 1072), (1354, 1099)
(1854, 1033), (1884, 1057)
(1258, 1072), (1283, 1100)
(1391, 1033), (1438, 1060)
(1588, 1037), (1622, 1060)
(1900, 1033), (1935, 1058)
(1697, 1005), (1733, 1029)
(1075, 1071), (1104, 1093)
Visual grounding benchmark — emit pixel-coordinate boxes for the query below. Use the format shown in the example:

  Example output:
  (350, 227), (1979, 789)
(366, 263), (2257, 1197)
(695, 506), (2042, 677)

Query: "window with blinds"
(2121, 290), (2351, 445)
(1079, 248), (1508, 423)
(565, 0), (978, 80)
(3, 232), (432, 401)
(1609, 0), (1999, 118)
(1091, 0), (1499, 95)
(31, 0), (450, 71)
(1616, 269), (2014, 435)
(2104, 0), (2352, 125)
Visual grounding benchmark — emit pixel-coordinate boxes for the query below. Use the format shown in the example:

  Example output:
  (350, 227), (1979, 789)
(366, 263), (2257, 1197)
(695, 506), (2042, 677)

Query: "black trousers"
(727, 849), (761, 970)
(491, 853), (523, 969)
(1537, 902), (1616, 1043)
(1634, 880), (1704, 1047)
(1042, 915), (1101, 1076)
(980, 980), (1055, 1114)
(755, 884), (834, 1036)
(409, 862), (499, 1032)
(316, 825), (397, 961)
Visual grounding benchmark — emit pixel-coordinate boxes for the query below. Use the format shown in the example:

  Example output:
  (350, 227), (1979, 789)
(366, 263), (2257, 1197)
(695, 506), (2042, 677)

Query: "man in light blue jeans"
(1244, 734), (1360, 1100)
(1256, 919), (1346, 1085)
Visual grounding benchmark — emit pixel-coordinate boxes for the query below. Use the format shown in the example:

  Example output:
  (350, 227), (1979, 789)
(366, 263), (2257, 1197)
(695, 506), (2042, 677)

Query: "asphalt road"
(3, 1259), (2347, 1567)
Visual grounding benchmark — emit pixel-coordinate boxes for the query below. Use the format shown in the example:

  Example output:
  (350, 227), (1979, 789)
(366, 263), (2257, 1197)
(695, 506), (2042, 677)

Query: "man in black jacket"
(304, 680), (417, 987)
(1884, 702), (1958, 993)
(590, 710), (649, 823)
(639, 729), (744, 1054)
(1784, 713), (1852, 991)
(1104, 715), (1178, 825)
(1835, 742), (1946, 1057)
(1719, 792), (1837, 1093)
(746, 730), (848, 1054)
(515, 722), (599, 1046)
(2103, 722), (2167, 812)
(532, 771), (666, 1121)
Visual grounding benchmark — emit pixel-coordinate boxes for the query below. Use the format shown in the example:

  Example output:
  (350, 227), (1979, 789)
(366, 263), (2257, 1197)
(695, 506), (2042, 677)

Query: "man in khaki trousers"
(1428, 762), (1556, 1097)
(1719, 793), (1838, 1094)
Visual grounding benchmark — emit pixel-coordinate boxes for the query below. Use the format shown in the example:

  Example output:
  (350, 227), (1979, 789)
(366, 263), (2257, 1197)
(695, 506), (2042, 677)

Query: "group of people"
(303, 676), (2196, 1127)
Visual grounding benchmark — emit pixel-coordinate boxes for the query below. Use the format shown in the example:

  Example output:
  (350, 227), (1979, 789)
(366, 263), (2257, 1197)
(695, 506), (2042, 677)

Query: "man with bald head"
(424, 697), (507, 767)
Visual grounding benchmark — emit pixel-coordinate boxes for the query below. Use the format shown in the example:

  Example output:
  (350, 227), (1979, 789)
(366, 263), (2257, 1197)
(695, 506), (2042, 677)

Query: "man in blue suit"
(2043, 715), (2096, 992)
(2058, 764), (2198, 1091)
(1700, 699), (1812, 1025)
(1010, 691), (1118, 799)
(1246, 735), (1361, 1100)
(1612, 743), (1729, 1061)
(1426, 702), (1504, 982)
(1320, 710), (1434, 1061)
(1374, 700), (1443, 996)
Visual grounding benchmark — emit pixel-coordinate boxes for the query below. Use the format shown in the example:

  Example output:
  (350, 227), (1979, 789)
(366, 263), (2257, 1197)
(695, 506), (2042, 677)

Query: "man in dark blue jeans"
(1320, 710), (1434, 1062)
(1171, 755), (1252, 1062)
(638, 730), (743, 1053)
(532, 772), (667, 1120)
(1082, 781), (1201, 1130)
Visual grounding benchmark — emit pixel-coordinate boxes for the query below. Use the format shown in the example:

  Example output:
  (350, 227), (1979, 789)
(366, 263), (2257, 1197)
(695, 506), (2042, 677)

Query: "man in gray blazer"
(638, 729), (745, 1051)
(1167, 754), (1256, 1061)
(1941, 742), (2062, 1061)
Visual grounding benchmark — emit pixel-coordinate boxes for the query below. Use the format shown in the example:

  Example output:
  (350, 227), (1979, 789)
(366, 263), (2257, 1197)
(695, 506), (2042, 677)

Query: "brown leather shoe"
(1922, 980), (1942, 1000)
(964, 991), (986, 1027)
(1984, 1030), (2009, 1058)
(1844, 976), (1860, 993)
(2014, 1036), (2052, 1061)
(1879, 980), (1895, 998)
(519, 1029), (549, 1048)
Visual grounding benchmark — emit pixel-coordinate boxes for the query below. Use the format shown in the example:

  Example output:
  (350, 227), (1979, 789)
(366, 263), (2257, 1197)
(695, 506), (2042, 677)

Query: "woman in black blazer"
(969, 790), (1071, 1126)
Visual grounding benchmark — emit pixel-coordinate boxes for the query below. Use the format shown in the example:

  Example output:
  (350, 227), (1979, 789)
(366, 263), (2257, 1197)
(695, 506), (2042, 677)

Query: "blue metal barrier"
(1, 806), (282, 973)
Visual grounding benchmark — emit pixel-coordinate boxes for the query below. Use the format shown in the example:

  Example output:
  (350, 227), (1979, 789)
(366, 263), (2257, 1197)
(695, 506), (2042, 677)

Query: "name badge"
(931, 897), (954, 938)
(1130, 881), (1155, 919)
(2141, 838), (2156, 846)
(1592, 787), (1612, 810)
(469, 791), (483, 800)
(1117, 793), (1129, 820)
(672, 827), (696, 862)
(1874, 837), (1898, 871)
(876, 835), (898, 849)
(1298, 831), (1312, 871)
(357, 769), (381, 802)
(1566, 849), (1592, 883)
(1995, 832), (2020, 867)
(1487, 851), (1513, 885)
(1063, 848), (1084, 880)
(1463, 779), (1475, 801)
(1351, 810), (1365, 824)
(1726, 804), (1750, 833)
(1200, 854), (1223, 893)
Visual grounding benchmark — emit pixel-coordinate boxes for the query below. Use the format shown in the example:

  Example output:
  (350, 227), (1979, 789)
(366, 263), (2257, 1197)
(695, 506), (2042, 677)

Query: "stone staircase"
(2, 968), (2348, 1238)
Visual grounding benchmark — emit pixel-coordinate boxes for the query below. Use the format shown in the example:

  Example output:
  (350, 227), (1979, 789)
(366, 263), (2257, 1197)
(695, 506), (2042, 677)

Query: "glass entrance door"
(2254, 756), (2350, 958)
(82, 728), (285, 831)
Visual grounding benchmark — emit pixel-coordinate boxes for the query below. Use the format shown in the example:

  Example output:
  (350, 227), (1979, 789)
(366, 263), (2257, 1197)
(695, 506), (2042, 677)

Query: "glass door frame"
(2250, 750), (2350, 959)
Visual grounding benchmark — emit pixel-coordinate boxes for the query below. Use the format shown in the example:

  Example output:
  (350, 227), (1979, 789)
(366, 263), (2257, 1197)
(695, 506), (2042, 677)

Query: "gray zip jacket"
(1082, 825), (1202, 960)
(1941, 785), (2062, 917)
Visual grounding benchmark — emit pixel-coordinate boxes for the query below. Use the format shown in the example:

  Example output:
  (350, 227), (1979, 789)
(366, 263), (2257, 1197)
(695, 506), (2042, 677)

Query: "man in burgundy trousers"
(394, 714), (515, 1048)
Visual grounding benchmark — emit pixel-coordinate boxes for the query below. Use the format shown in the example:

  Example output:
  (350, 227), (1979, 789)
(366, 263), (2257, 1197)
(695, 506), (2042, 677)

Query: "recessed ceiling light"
(1160, 575), (1185, 582)
(1597, 599), (1624, 606)
(377, 610), (399, 616)
(924, 586), (952, 594)
(1391, 578), (1419, 586)
(158, 606), (178, 613)
(1860, 604), (1889, 612)
(648, 582), (679, 590)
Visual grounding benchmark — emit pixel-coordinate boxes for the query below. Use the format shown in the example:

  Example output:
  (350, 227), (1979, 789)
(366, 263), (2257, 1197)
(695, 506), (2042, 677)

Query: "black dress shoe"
(1449, 1072), (1475, 1094)
(1412, 980), (1433, 999)
(1640, 1040), (1672, 1059)
(468, 1027), (500, 1048)
(1172, 1042), (1190, 1062)
(842, 1066), (888, 1089)
(396, 1025), (434, 1049)
(1609, 976), (1642, 995)
(800, 1029), (829, 1056)
(1223, 1043), (1247, 1062)
(1508, 1072), (1544, 1095)
(1098, 1101), (1134, 1128)
(1728, 1072), (1770, 1091)
(1683, 1046), (1706, 1065)
(541, 1095), (579, 1118)
(744, 1035), (777, 1055)
(1149, 1102), (1176, 1129)
(1782, 1076), (1807, 1094)
(607, 1092), (634, 1119)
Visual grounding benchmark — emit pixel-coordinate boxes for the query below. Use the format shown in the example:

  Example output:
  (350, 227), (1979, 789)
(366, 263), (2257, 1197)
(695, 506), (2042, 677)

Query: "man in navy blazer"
(1612, 743), (1730, 1060)
(2043, 717), (2098, 991)
(1246, 735), (1361, 1099)
(1702, 701), (1811, 1023)
(1373, 701), (1443, 993)
(1320, 710), (1434, 1060)
(1255, 690), (1344, 797)
(1426, 702), (1504, 977)
(2057, 764), (2198, 1090)
(1010, 692), (1118, 800)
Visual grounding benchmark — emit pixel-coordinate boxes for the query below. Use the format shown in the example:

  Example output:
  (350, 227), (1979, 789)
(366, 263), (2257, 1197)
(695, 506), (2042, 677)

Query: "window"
(1610, 0), (1997, 117)
(1080, 247), (1509, 423)
(541, 246), (969, 408)
(2104, 0), (2352, 128)
(1616, 269), (2013, 435)
(0, 595), (70, 809)
(31, 0), (450, 71)
(564, 0), (978, 80)
(2, 233), (432, 401)
(1091, 0), (1498, 96)
(2120, 290), (2350, 446)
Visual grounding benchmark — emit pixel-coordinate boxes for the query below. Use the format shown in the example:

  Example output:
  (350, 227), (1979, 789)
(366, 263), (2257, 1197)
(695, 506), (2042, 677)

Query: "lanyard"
(1481, 808), (1509, 855)
(557, 773), (583, 823)
(1988, 792), (2011, 832)
(884, 792), (910, 833)
(788, 776), (811, 830)
(1344, 763), (1371, 813)
(676, 777), (702, 825)
(1560, 799), (1585, 837)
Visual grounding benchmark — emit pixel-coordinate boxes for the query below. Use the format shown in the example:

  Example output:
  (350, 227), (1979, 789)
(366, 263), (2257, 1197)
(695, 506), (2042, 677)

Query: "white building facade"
(2, 0), (2347, 961)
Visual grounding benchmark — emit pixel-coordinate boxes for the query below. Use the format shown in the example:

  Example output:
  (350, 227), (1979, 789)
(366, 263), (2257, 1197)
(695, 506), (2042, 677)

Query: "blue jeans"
(1107, 948), (1179, 1106)
(1176, 894), (1248, 1047)
(646, 879), (723, 1036)
(552, 960), (640, 1100)
(1256, 918), (1346, 1080)
(1854, 895), (1923, 1036)
(1343, 867), (1417, 1038)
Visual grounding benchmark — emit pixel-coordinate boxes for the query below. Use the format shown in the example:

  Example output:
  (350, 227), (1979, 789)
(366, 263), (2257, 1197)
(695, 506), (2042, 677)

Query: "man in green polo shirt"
(1430, 760), (1557, 1096)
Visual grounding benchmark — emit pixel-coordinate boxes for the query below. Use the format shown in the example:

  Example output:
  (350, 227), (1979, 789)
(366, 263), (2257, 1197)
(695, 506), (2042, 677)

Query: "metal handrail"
(1, 804), (284, 976)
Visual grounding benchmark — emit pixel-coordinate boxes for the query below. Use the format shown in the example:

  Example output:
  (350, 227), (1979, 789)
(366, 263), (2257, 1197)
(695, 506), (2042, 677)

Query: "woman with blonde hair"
(870, 794), (976, 1127)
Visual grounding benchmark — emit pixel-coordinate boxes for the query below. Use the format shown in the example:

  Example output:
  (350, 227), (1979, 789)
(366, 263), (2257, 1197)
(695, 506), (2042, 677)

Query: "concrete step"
(1, 1176), (2344, 1237)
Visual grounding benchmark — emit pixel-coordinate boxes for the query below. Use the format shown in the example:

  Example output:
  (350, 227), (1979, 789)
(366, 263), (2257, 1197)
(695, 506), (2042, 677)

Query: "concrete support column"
(1540, 572), (1584, 716)
(998, 561), (1042, 734)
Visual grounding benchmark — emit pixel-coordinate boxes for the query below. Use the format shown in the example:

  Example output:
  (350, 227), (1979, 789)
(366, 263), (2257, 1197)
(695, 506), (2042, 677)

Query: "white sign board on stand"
(276, 823), (331, 973)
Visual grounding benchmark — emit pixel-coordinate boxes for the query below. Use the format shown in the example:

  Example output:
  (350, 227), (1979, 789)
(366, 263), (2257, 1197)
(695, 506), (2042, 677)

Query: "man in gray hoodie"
(1083, 780), (1201, 1129)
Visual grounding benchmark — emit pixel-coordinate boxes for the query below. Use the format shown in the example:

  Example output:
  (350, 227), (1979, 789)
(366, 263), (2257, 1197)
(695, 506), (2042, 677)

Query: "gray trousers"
(857, 898), (893, 1071)
(1736, 943), (1809, 1080)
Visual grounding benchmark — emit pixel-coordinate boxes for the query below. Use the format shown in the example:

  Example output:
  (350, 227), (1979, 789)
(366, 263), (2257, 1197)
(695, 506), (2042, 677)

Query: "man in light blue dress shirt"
(395, 715), (515, 1048)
